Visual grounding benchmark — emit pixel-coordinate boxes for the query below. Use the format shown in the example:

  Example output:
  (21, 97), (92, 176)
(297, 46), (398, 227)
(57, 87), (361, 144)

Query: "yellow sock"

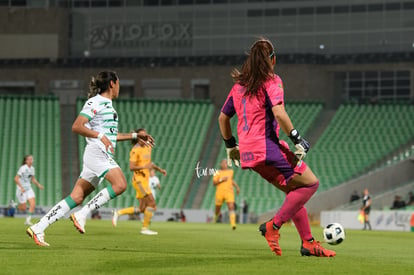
(118, 207), (136, 216)
(143, 207), (155, 228)
(229, 211), (236, 228)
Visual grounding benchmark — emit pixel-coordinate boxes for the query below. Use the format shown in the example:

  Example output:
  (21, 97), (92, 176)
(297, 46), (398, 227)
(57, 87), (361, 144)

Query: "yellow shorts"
(215, 191), (235, 206)
(132, 177), (151, 199)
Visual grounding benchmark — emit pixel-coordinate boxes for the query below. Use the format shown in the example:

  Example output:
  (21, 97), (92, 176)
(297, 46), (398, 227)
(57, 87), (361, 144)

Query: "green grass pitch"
(1, 218), (414, 274)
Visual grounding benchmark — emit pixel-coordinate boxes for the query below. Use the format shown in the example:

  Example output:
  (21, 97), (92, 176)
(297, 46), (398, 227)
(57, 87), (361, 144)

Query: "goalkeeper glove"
(224, 136), (240, 167)
(289, 129), (310, 160)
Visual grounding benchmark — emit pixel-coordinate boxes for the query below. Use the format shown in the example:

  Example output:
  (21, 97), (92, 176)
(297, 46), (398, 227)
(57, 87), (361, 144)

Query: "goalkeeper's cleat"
(112, 209), (119, 227)
(259, 220), (282, 256)
(300, 240), (336, 257)
(26, 227), (50, 247)
(70, 213), (86, 234)
(140, 228), (158, 235)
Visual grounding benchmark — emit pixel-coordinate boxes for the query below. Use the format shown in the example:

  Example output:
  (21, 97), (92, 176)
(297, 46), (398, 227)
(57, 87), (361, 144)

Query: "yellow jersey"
(130, 145), (152, 184)
(213, 169), (234, 194)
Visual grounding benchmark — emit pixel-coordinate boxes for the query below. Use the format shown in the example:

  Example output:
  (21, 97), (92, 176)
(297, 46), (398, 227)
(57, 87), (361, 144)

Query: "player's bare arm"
(152, 163), (167, 176)
(218, 112), (232, 140)
(117, 132), (155, 147)
(32, 177), (44, 190)
(233, 181), (240, 194)
(272, 104), (294, 136)
(219, 112), (240, 167)
(14, 175), (25, 192)
(116, 132), (139, 141)
(272, 104), (310, 160)
(129, 161), (151, 171)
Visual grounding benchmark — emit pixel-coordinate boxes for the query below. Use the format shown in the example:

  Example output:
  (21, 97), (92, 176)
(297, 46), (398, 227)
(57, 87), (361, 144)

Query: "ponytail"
(88, 71), (119, 99)
(231, 38), (275, 97)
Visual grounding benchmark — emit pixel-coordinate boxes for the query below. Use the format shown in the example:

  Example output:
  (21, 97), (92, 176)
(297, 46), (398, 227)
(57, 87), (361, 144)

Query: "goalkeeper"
(218, 37), (335, 257)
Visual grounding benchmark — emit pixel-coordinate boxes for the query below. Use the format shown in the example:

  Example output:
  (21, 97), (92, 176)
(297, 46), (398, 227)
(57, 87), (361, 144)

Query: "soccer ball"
(323, 223), (345, 245)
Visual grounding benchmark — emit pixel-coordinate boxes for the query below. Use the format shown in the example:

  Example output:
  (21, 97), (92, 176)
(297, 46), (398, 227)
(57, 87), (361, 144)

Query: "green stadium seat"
(307, 103), (414, 192)
(0, 96), (62, 206)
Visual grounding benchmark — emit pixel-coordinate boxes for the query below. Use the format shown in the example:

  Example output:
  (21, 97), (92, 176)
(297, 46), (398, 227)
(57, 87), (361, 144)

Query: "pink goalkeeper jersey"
(221, 74), (285, 168)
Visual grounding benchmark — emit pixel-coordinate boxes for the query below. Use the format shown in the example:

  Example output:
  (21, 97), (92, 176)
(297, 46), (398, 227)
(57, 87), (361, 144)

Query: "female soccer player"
(15, 155), (44, 225)
(218, 38), (336, 257)
(27, 71), (153, 246)
(149, 168), (162, 201)
(112, 128), (166, 235)
(213, 159), (240, 230)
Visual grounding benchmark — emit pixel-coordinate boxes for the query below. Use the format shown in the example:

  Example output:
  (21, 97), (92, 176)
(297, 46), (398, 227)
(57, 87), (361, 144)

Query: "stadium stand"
(307, 103), (414, 191)
(76, 98), (214, 210)
(200, 102), (324, 214)
(0, 96), (62, 207)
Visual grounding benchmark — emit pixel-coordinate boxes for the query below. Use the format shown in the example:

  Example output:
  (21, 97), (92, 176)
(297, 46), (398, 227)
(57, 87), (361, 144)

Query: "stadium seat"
(307, 103), (414, 192)
(0, 96), (62, 207)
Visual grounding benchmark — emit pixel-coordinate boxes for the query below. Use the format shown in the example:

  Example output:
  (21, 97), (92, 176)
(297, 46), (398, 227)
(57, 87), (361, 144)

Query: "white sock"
(34, 199), (70, 232)
(77, 188), (111, 218)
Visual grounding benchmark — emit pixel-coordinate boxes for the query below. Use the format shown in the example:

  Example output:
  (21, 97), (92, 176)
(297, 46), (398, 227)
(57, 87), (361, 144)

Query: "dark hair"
(88, 71), (119, 99)
(131, 128), (146, 145)
(231, 38), (275, 97)
(22, 154), (32, 165)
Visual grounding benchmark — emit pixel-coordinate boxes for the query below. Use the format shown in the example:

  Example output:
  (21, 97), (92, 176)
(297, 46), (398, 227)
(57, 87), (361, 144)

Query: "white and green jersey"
(17, 164), (35, 190)
(149, 175), (160, 199)
(79, 94), (118, 156)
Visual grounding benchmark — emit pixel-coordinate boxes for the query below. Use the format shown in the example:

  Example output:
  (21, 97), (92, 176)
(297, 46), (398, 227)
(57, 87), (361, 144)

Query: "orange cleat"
(70, 213), (86, 234)
(26, 227), (50, 247)
(300, 240), (336, 257)
(259, 220), (282, 256)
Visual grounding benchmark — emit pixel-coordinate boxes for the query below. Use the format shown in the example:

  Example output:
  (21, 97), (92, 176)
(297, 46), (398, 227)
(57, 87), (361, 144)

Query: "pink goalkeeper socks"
(272, 181), (319, 232)
(291, 206), (312, 241)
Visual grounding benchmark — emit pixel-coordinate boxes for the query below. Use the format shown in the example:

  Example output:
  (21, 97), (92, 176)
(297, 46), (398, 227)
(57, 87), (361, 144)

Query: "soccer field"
(1, 218), (414, 275)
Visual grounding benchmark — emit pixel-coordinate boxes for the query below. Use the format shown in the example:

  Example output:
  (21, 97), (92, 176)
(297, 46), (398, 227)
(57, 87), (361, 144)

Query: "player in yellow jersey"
(112, 128), (167, 235)
(213, 159), (240, 230)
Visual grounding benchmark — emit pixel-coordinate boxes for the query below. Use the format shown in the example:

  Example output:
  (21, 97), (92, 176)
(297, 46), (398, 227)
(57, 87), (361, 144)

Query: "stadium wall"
(321, 210), (414, 232)
(0, 8), (70, 58)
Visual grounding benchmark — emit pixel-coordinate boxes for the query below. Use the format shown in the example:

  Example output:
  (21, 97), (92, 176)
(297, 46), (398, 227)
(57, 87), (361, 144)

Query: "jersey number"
(242, 98), (249, 131)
